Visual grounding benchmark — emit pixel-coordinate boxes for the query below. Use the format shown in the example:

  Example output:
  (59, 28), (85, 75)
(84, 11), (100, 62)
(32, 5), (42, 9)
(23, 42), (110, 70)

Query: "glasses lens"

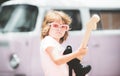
(61, 25), (67, 30)
(62, 25), (69, 31)
(52, 23), (59, 28)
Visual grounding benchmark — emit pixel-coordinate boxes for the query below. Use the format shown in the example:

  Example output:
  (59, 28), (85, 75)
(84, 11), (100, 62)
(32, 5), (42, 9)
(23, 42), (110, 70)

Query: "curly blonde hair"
(41, 10), (72, 44)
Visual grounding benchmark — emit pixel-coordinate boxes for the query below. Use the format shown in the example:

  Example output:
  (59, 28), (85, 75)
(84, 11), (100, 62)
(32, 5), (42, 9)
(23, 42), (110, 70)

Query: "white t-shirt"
(40, 36), (68, 76)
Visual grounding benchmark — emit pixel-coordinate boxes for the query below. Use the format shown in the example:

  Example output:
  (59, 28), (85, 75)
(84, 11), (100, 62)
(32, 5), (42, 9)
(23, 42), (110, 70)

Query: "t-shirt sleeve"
(41, 37), (56, 51)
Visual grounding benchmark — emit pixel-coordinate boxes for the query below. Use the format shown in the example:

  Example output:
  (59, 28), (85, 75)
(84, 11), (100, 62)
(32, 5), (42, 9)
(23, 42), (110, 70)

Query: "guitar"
(77, 14), (100, 60)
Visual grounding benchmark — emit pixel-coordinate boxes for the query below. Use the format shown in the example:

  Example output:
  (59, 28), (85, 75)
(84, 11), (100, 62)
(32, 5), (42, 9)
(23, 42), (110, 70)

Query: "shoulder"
(41, 36), (55, 44)
(40, 36), (57, 49)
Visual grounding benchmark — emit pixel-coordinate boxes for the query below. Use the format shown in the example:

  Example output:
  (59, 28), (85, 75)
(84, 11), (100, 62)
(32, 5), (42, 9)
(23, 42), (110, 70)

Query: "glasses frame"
(49, 22), (70, 31)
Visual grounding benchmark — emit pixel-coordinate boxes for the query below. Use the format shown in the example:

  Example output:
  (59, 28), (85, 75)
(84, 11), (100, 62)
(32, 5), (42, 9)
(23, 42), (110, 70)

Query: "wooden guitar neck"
(81, 14), (100, 48)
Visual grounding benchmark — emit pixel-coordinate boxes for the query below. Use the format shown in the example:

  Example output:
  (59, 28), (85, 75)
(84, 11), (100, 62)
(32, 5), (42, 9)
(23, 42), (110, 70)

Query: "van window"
(0, 5), (38, 33)
(54, 9), (82, 31)
(90, 10), (120, 30)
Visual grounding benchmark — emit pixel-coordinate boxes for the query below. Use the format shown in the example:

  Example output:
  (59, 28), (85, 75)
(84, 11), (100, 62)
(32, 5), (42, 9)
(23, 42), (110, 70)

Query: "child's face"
(48, 20), (69, 41)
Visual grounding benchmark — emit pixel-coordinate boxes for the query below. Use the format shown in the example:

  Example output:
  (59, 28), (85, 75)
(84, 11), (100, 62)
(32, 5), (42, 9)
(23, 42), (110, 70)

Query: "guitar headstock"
(86, 14), (100, 31)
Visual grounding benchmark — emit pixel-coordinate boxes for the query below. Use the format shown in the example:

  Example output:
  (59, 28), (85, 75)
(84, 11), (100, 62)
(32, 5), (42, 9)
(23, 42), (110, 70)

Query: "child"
(40, 10), (88, 76)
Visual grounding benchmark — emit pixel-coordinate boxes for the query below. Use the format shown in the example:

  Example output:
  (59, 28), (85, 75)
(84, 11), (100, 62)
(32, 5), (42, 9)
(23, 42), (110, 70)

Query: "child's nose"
(58, 27), (62, 31)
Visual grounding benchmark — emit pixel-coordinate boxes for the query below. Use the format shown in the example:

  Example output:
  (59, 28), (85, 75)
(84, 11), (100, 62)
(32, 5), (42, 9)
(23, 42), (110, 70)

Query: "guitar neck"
(80, 29), (92, 48)
(77, 29), (92, 60)
(80, 15), (100, 48)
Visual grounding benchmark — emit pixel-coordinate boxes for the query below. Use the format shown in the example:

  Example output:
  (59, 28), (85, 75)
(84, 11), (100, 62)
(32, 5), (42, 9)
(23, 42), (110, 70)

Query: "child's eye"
(53, 24), (59, 28)
(62, 26), (67, 29)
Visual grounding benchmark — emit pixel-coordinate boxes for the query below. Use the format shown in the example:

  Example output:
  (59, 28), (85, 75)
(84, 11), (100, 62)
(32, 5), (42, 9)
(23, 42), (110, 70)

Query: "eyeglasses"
(50, 22), (69, 31)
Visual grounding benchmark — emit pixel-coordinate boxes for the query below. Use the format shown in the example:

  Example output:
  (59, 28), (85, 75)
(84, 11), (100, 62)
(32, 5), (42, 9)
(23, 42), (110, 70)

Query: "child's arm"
(45, 46), (88, 65)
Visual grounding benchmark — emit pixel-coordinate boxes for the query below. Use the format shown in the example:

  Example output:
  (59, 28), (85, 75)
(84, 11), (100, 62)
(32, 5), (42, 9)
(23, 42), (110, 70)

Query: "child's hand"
(77, 47), (88, 60)
(80, 47), (88, 55)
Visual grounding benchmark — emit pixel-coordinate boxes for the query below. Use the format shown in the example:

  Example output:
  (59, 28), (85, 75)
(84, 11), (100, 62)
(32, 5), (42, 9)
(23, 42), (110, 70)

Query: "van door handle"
(9, 53), (20, 69)
(92, 43), (100, 48)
